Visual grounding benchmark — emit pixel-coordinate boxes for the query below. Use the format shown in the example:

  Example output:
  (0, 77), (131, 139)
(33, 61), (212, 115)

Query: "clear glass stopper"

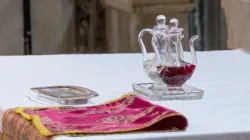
(169, 18), (179, 29)
(156, 15), (166, 26)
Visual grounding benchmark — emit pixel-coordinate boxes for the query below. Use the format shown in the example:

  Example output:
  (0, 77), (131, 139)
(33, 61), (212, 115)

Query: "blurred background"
(0, 0), (249, 55)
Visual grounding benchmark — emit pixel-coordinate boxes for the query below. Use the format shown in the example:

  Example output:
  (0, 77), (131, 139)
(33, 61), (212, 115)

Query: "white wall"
(31, 0), (75, 55)
(0, 0), (75, 55)
(0, 0), (23, 55)
(222, 0), (250, 50)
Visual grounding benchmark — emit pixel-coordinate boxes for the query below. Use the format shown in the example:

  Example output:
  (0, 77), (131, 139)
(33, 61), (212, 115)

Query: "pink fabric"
(17, 94), (188, 136)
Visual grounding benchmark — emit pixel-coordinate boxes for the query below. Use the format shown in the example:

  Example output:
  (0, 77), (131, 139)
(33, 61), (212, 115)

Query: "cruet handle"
(189, 35), (199, 65)
(138, 29), (154, 61)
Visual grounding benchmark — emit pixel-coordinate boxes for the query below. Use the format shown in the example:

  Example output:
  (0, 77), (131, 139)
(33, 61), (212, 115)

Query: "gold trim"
(102, 93), (136, 104)
(14, 107), (32, 120)
(15, 93), (187, 136)
(32, 116), (53, 136)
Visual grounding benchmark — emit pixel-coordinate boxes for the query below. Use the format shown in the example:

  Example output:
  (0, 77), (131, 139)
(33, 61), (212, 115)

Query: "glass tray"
(31, 86), (99, 105)
(132, 83), (204, 101)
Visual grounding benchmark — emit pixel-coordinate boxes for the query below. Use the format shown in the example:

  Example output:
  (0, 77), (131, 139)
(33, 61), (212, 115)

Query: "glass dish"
(133, 83), (204, 101)
(31, 86), (99, 105)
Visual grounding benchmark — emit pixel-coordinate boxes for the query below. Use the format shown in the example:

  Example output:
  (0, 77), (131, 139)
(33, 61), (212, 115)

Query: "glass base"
(132, 83), (204, 101)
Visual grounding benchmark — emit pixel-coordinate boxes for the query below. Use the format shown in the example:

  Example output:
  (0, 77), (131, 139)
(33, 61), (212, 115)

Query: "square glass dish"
(132, 83), (204, 101)
(31, 86), (99, 105)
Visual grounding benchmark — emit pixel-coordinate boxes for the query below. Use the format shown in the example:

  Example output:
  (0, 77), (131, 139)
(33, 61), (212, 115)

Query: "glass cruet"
(134, 15), (204, 101)
(153, 18), (199, 88)
(138, 15), (170, 89)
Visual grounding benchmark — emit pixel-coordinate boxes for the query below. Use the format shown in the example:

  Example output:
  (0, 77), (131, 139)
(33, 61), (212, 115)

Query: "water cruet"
(138, 15), (170, 89)
(135, 14), (204, 100)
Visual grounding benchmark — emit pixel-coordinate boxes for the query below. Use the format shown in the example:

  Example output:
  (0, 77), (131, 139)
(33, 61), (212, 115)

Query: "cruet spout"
(189, 35), (199, 65)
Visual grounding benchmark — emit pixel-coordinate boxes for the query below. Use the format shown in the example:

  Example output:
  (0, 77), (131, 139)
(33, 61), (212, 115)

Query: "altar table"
(1, 49), (250, 140)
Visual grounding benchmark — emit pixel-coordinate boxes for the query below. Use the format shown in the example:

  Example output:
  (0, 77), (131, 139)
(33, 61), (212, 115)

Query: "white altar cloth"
(1, 49), (250, 140)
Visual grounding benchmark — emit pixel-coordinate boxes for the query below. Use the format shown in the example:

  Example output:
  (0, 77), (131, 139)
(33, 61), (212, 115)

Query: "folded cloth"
(14, 93), (188, 136)
(2, 109), (51, 140)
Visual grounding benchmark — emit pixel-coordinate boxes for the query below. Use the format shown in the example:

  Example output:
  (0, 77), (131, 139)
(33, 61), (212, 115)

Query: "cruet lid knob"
(169, 18), (179, 29)
(168, 18), (183, 35)
(153, 15), (169, 31)
(156, 15), (166, 26)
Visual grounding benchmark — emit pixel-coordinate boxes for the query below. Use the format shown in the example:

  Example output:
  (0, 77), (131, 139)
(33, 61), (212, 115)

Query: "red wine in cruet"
(158, 62), (196, 86)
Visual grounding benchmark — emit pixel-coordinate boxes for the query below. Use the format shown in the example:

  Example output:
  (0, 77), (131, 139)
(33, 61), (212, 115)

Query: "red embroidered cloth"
(15, 94), (188, 136)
